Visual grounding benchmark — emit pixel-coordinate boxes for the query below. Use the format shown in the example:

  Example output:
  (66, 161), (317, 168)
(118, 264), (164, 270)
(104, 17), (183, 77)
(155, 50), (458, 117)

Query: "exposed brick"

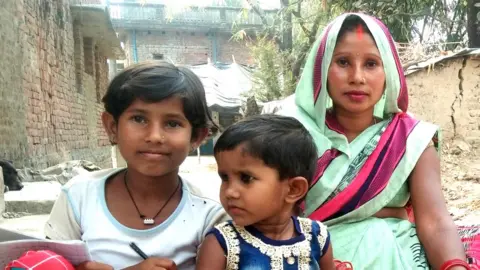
(0, 0), (113, 169)
(124, 30), (254, 66)
(83, 37), (94, 76)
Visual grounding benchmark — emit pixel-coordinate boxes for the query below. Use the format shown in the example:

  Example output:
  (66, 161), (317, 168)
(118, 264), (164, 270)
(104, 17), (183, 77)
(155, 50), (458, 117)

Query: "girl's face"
(327, 29), (386, 115)
(105, 97), (203, 177)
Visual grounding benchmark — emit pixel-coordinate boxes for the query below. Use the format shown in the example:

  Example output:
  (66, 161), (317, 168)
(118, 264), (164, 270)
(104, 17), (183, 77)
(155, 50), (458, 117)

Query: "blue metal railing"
(108, 2), (276, 30)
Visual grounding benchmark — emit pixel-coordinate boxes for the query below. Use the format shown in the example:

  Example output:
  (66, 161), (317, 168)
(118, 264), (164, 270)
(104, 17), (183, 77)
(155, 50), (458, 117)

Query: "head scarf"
(294, 12), (408, 129)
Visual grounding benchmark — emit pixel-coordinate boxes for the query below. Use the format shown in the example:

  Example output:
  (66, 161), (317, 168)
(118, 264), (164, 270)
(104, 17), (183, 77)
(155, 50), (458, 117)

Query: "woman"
(280, 13), (480, 269)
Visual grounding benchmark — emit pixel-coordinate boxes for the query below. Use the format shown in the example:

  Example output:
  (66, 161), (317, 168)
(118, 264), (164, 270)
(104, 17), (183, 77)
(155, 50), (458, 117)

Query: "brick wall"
(0, 1), (28, 163)
(407, 57), (480, 148)
(0, 0), (112, 169)
(73, 19), (84, 93)
(217, 36), (254, 64)
(0, 167), (4, 214)
(83, 37), (95, 76)
(123, 30), (254, 66)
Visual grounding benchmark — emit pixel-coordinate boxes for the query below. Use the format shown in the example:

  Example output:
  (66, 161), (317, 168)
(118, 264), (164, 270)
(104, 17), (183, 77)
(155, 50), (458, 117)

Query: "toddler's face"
(215, 145), (291, 227)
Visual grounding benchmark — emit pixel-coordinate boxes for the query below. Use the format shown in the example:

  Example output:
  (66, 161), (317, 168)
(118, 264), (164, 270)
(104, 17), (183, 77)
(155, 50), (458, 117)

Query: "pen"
(129, 242), (149, 260)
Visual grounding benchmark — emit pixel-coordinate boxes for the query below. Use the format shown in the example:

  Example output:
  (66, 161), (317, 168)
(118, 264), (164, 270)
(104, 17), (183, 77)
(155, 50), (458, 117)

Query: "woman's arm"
(409, 146), (466, 269)
(196, 234), (227, 270)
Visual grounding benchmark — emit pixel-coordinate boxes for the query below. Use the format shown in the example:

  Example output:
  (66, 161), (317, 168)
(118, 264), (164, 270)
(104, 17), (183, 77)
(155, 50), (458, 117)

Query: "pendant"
(286, 256), (295, 265)
(143, 218), (155, 225)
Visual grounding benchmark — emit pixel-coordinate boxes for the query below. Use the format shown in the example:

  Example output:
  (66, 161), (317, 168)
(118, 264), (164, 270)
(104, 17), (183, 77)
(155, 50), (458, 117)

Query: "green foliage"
(247, 37), (292, 101)
(235, 0), (339, 101)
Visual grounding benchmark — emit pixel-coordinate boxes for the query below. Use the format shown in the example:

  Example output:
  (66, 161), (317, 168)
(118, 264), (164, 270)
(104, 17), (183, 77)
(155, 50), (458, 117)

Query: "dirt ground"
(440, 142), (480, 224)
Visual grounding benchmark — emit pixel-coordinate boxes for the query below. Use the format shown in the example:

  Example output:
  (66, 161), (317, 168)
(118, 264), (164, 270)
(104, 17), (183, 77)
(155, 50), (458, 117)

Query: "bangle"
(440, 259), (471, 270)
(333, 260), (353, 269)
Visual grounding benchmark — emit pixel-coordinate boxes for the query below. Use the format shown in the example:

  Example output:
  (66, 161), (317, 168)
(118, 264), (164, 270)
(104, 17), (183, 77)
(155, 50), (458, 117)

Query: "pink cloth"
(5, 250), (75, 270)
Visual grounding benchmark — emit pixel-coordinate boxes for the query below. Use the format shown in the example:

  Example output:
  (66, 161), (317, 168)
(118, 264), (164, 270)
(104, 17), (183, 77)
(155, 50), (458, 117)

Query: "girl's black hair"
(102, 61), (218, 139)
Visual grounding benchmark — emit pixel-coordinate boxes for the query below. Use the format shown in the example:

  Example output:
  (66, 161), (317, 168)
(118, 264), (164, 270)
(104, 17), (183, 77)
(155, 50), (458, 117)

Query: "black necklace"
(123, 171), (181, 225)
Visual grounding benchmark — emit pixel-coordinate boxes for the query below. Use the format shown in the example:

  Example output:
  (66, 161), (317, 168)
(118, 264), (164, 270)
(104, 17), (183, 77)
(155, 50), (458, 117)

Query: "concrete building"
(108, 1), (275, 67)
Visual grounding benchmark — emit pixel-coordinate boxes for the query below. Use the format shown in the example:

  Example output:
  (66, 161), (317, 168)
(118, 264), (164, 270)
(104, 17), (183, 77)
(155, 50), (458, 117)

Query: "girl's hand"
(76, 261), (113, 270)
(123, 258), (178, 270)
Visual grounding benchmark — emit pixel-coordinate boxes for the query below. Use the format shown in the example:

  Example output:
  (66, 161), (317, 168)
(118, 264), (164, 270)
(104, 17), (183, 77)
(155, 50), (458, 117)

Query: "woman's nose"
(350, 64), (366, 85)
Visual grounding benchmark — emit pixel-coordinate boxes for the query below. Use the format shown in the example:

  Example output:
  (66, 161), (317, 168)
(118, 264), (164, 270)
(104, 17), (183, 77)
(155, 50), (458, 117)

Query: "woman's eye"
(337, 58), (348, 67)
(366, 60), (378, 68)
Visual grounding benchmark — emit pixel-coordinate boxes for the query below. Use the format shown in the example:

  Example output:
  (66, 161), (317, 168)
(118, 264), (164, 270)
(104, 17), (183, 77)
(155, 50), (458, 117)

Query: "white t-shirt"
(45, 168), (227, 270)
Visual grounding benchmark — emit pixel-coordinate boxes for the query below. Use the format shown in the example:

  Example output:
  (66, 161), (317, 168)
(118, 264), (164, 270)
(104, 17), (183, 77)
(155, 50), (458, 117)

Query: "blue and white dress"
(208, 216), (330, 270)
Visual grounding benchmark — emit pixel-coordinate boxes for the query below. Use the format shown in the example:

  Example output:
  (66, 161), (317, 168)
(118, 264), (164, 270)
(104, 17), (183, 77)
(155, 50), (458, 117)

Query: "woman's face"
(327, 28), (386, 115)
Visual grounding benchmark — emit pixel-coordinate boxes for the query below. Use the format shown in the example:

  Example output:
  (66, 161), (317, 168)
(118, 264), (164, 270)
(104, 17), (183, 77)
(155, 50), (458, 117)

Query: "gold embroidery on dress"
(232, 217), (313, 270)
(315, 221), (328, 254)
(216, 222), (240, 270)
(298, 218), (314, 270)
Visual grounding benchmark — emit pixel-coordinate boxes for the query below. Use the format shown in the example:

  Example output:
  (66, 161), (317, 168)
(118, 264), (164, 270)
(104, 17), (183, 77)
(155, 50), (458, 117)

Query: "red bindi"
(356, 25), (364, 40)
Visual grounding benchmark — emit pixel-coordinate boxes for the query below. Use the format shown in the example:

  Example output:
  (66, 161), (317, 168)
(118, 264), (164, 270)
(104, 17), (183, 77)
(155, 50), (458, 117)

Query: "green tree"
(467, 0), (479, 47)
(235, 0), (338, 101)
